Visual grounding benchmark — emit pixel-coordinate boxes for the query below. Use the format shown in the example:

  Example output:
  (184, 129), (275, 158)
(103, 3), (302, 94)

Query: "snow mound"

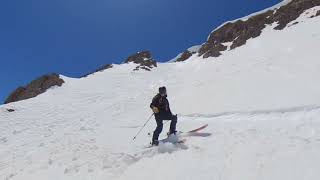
(158, 143), (179, 153)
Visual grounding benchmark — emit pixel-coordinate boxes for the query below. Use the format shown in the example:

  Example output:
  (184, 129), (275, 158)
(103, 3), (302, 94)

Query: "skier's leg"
(169, 114), (177, 134)
(152, 119), (163, 145)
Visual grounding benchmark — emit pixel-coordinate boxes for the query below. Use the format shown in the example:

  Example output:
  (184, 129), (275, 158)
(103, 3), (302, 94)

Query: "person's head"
(158, 86), (167, 96)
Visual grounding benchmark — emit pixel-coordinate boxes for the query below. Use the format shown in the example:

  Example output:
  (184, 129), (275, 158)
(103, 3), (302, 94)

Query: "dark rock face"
(176, 51), (194, 62)
(4, 73), (64, 104)
(198, 0), (320, 58)
(124, 51), (157, 71)
(7, 109), (15, 112)
(317, 10), (320, 16)
(82, 64), (113, 77)
(273, 0), (320, 29)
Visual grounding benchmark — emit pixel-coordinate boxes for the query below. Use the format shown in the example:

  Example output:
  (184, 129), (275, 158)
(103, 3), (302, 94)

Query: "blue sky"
(0, 0), (281, 103)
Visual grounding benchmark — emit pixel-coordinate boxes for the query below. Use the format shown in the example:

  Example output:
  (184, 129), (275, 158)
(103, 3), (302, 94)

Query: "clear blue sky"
(0, 0), (281, 103)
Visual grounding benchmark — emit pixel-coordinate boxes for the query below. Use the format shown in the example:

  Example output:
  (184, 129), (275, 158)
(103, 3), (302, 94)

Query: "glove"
(152, 107), (159, 114)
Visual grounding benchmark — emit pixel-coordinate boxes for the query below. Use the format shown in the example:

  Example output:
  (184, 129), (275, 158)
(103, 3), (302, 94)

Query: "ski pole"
(133, 113), (154, 141)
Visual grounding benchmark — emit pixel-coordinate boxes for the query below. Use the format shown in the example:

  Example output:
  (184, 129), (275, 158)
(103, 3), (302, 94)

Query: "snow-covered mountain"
(1, 0), (320, 180)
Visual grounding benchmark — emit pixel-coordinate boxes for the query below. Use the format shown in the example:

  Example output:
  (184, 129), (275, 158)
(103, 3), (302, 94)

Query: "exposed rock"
(310, 9), (320, 18)
(7, 109), (15, 112)
(273, 0), (320, 29)
(124, 51), (157, 71)
(201, 43), (229, 58)
(176, 51), (194, 62)
(198, 0), (320, 58)
(4, 73), (64, 104)
(82, 64), (113, 77)
(174, 45), (201, 62)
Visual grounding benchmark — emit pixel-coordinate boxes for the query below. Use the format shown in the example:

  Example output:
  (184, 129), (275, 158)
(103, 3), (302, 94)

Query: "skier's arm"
(167, 99), (173, 115)
(150, 96), (160, 113)
(150, 96), (158, 109)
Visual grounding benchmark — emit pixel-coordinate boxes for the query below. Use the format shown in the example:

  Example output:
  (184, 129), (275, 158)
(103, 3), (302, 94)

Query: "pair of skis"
(147, 124), (208, 148)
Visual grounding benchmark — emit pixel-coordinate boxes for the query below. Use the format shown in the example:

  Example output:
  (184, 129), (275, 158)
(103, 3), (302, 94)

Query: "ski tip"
(188, 124), (209, 133)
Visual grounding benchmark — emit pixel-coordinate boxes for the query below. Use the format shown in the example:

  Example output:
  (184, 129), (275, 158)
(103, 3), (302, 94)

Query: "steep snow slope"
(1, 5), (320, 180)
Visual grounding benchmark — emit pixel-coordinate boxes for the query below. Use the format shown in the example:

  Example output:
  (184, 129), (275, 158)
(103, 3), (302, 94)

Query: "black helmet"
(159, 86), (167, 95)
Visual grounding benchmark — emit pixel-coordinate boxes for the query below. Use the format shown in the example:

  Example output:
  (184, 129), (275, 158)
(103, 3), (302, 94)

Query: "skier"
(150, 86), (177, 145)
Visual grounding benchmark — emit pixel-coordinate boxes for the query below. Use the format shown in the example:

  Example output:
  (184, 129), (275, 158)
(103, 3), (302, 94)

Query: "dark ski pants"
(152, 114), (177, 143)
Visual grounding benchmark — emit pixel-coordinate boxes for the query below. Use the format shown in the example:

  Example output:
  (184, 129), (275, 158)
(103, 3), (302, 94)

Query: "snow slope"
(1, 5), (320, 180)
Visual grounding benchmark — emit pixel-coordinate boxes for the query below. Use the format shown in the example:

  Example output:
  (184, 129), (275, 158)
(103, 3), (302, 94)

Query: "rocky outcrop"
(175, 50), (193, 62)
(4, 73), (64, 104)
(196, 0), (320, 58)
(124, 51), (157, 71)
(82, 64), (113, 77)
(83, 51), (157, 74)
(173, 45), (201, 62)
(6, 109), (15, 112)
(175, 51), (194, 62)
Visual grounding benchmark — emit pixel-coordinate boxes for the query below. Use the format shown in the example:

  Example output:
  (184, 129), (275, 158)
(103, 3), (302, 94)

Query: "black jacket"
(150, 94), (172, 115)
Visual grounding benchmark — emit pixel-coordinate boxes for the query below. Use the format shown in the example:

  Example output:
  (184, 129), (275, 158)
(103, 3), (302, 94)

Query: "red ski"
(145, 124), (209, 148)
(187, 124), (208, 133)
(178, 124), (210, 138)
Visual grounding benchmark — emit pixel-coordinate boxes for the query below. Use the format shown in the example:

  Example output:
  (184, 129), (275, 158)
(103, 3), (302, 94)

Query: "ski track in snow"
(1, 104), (320, 180)
(0, 4), (320, 180)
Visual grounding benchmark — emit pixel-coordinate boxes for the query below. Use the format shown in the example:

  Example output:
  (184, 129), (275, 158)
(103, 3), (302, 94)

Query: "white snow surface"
(187, 45), (201, 53)
(1, 6), (320, 180)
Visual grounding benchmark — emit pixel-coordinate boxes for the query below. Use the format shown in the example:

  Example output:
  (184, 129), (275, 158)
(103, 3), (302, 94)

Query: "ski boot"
(151, 140), (159, 146)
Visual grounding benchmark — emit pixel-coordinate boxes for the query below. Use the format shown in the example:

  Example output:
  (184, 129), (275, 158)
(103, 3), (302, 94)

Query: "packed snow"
(1, 4), (320, 180)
